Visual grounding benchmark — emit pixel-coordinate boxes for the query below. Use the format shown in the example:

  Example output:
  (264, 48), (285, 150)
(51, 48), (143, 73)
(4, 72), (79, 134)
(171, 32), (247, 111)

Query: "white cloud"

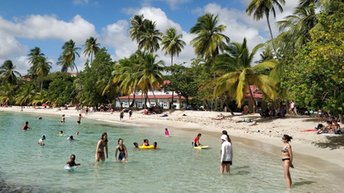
(0, 15), (97, 73)
(102, 20), (137, 60)
(103, 7), (194, 65)
(141, 0), (191, 10)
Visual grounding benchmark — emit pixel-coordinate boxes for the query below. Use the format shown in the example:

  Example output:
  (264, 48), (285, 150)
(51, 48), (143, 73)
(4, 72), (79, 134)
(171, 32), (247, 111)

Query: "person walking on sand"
(128, 110), (133, 119)
(77, 114), (82, 124)
(220, 135), (233, 174)
(95, 132), (108, 161)
(120, 110), (124, 121)
(281, 134), (294, 189)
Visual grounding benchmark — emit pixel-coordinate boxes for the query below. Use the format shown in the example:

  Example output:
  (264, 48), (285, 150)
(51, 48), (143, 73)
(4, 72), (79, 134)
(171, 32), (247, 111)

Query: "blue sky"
(0, 0), (299, 74)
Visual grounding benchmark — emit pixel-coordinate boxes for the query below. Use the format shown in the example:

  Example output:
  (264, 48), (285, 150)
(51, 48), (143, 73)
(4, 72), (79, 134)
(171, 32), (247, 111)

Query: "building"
(117, 90), (186, 110)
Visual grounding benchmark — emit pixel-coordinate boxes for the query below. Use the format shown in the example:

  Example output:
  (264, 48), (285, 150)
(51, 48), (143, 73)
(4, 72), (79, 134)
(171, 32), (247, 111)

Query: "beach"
(1, 106), (343, 168)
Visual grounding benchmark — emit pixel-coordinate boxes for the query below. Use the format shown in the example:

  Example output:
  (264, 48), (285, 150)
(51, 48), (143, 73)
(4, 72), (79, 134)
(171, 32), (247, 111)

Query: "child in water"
(38, 135), (46, 146)
(164, 128), (170, 137)
(66, 154), (80, 167)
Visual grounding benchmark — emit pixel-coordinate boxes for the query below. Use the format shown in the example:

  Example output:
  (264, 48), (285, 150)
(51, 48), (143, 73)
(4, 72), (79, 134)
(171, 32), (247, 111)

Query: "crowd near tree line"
(0, 0), (343, 122)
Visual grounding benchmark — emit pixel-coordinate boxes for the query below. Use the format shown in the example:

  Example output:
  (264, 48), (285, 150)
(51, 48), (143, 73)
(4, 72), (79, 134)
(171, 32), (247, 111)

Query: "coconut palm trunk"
(248, 86), (257, 113)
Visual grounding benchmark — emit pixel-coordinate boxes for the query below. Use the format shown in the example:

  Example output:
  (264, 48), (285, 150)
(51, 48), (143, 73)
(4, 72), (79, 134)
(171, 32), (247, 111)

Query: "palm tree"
(58, 39), (80, 73)
(0, 83), (15, 105)
(214, 38), (277, 111)
(278, 4), (317, 48)
(246, 0), (285, 40)
(28, 47), (44, 67)
(33, 56), (52, 91)
(0, 60), (21, 84)
(83, 37), (100, 64)
(138, 20), (162, 53)
(161, 28), (186, 66)
(130, 15), (145, 43)
(190, 13), (230, 61)
(15, 83), (37, 106)
(129, 15), (162, 53)
(136, 52), (165, 107)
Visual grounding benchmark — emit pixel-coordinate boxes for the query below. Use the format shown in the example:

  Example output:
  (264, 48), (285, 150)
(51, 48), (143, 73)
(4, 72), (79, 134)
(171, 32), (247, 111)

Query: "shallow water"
(0, 112), (343, 193)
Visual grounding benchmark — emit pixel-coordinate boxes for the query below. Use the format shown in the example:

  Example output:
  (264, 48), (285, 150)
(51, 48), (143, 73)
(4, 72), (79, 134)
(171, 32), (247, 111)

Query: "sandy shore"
(1, 106), (343, 167)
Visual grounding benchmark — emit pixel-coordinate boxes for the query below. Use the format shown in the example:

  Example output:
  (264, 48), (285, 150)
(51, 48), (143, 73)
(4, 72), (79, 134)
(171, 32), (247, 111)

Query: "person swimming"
(22, 121), (30, 131)
(59, 130), (64, 136)
(38, 135), (46, 146)
(66, 154), (80, 167)
(68, 135), (74, 141)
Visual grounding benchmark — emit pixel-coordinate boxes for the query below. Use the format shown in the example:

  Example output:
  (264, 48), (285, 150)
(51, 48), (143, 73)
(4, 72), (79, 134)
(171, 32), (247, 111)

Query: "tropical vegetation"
(0, 0), (342, 121)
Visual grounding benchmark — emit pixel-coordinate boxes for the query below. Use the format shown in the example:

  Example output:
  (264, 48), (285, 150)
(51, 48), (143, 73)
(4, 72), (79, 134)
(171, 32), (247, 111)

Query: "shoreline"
(1, 106), (343, 168)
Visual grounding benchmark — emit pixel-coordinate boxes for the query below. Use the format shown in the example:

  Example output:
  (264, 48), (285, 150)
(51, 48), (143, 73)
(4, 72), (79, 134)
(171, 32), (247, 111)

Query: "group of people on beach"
(22, 112), (294, 189)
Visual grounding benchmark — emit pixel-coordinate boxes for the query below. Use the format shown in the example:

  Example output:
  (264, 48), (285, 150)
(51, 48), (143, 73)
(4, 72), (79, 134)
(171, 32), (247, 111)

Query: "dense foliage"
(0, 0), (342, 119)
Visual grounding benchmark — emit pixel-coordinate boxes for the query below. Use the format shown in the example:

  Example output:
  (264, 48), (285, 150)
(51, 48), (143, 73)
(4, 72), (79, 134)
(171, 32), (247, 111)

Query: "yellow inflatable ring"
(139, 145), (155, 149)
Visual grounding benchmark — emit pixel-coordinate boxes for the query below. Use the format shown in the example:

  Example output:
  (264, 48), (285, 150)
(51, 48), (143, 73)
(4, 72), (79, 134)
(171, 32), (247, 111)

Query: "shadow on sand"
(313, 135), (344, 150)
(293, 180), (316, 187)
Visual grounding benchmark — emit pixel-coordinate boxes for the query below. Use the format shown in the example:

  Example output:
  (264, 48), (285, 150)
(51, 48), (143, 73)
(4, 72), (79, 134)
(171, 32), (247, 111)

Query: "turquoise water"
(0, 112), (343, 193)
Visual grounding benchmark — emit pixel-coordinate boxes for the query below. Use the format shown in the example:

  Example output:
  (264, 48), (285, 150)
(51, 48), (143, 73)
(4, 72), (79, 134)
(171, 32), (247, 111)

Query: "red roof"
(119, 94), (185, 100)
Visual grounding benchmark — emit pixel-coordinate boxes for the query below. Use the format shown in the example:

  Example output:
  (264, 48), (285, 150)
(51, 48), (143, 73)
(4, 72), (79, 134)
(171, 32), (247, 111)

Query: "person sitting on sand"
(38, 135), (46, 146)
(115, 138), (128, 162)
(66, 154), (80, 167)
(317, 121), (332, 134)
(212, 113), (225, 120)
(193, 133), (202, 147)
(22, 121), (30, 131)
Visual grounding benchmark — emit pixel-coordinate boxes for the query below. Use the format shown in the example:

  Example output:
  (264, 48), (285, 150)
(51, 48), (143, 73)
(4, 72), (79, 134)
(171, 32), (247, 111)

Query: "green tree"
(246, 0), (285, 40)
(136, 52), (165, 106)
(190, 13), (230, 61)
(0, 60), (21, 85)
(282, 0), (344, 121)
(130, 15), (145, 43)
(46, 72), (75, 107)
(83, 37), (100, 64)
(58, 39), (80, 73)
(214, 38), (278, 110)
(161, 28), (186, 66)
(15, 83), (37, 106)
(129, 15), (162, 53)
(76, 48), (116, 108)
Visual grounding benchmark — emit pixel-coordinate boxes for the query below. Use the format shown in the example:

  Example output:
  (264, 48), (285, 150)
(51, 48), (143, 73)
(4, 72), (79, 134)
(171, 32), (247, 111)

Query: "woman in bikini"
(115, 138), (128, 162)
(281, 134), (294, 188)
(95, 132), (108, 161)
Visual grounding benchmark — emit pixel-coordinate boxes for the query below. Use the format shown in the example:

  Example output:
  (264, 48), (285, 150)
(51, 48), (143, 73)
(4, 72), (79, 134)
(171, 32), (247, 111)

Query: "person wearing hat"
(220, 134), (232, 174)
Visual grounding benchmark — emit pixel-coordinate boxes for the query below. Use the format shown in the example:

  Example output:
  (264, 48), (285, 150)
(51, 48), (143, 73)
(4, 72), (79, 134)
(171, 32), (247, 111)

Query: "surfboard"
(194, 145), (209, 150)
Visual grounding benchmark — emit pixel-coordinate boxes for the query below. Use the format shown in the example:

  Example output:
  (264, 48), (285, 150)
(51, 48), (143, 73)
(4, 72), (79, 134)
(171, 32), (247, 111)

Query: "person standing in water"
(281, 134), (294, 188)
(164, 128), (170, 137)
(38, 135), (46, 146)
(220, 135), (233, 174)
(77, 114), (82, 124)
(61, 114), (65, 124)
(95, 132), (109, 161)
(22, 121), (30, 131)
(115, 138), (128, 162)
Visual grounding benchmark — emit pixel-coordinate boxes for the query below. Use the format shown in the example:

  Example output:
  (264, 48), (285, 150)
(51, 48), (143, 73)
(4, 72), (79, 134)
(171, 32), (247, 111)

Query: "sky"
(0, 0), (300, 74)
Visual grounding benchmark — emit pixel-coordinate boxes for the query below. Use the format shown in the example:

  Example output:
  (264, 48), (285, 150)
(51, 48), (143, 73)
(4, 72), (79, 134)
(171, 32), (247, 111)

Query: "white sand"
(1, 106), (343, 167)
